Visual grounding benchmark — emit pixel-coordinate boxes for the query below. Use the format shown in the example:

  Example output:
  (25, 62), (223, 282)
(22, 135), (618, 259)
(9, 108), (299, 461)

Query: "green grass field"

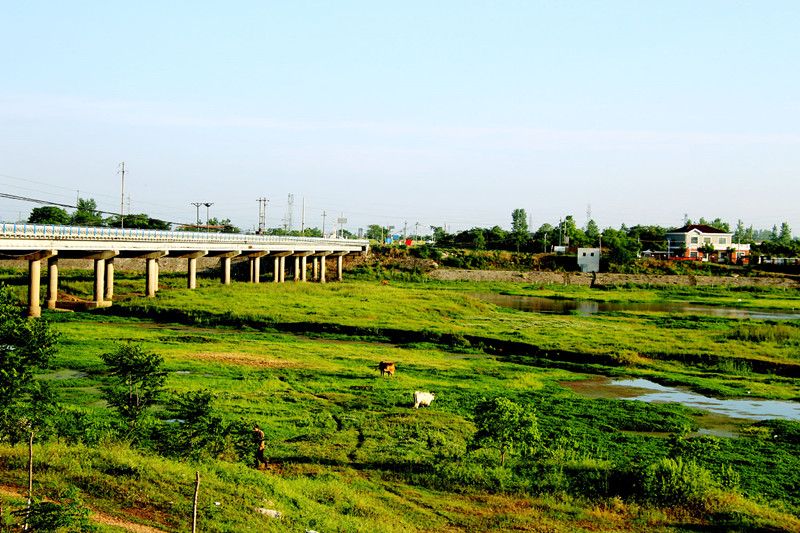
(1, 271), (800, 531)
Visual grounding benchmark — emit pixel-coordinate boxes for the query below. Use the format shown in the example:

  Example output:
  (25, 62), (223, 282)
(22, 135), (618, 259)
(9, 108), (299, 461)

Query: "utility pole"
(191, 203), (203, 228)
(415, 221), (420, 241)
(257, 197), (268, 234)
(203, 202), (213, 232)
(285, 194), (294, 232)
(322, 210), (327, 236)
(403, 220), (408, 240)
(118, 162), (126, 229)
(300, 197), (305, 234)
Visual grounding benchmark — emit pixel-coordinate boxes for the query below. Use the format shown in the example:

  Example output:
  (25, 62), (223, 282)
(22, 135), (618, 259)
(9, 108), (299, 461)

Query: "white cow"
(413, 391), (435, 409)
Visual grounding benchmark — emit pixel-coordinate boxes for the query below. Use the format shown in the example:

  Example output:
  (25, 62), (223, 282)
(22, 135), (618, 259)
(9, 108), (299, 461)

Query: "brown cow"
(377, 361), (396, 377)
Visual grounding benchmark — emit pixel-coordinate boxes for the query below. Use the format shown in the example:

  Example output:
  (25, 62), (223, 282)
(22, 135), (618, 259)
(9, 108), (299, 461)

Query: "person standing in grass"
(253, 425), (267, 469)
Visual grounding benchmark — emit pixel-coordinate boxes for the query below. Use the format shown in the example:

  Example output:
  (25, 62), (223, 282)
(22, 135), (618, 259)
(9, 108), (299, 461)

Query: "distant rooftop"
(667, 224), (729, 234)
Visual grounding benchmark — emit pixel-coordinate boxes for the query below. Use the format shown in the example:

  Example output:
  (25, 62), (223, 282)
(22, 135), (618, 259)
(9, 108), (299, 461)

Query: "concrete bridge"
(0, 222), (369, 317)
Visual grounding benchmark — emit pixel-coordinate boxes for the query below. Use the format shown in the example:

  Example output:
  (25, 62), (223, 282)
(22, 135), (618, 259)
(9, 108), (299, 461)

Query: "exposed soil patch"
(428, 269), (800, 288)
(192, 351), (301, 369)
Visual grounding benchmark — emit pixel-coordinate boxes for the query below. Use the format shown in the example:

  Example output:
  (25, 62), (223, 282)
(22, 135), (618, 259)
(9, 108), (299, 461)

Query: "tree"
(561, 215), (587, 247)
(779, 222), (792, 244)
(71, 198), (104, 227)
(106, 213), (170, 231)
(101, 344), (166, 433)
(602, 227), (640, 264)
(471, 397), (540, 466)
(472, 228), (486, 250)
(698, 217), (730, 232)
(366, 225), (384, 241)
(159, 390), (228, 460)
(585, 219), (600, 244)
(511, 209), (529, 252)
(430, 226), (448, 244)
(0, 285), (59, 441)
(28, 206), (71, 225)
(698, 242), (716, 257)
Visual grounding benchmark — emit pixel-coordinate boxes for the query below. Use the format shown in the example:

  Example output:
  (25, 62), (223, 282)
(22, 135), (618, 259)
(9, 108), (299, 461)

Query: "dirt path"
(0, 485), (168, 533)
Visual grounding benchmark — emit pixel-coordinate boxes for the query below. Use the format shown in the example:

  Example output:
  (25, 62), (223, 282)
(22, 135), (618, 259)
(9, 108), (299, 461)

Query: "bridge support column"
(93, 258), (106, 306)
(188, 258), (198, 289)
(28, 259), (42, 318)
(301, 256), (308, 281)
(182, 251), (207, 289)
(279, 256), (286, 283)
(293, 256), (300, 281)
(104, 259), (115, 301)
(320, 257), (327, 283)
(221, 257), (232, 285)
(250, 256), (261, 283)
(312, 257), (319, 281)
(146, 258), (158, 297)
(246, 252), (268, 284)
(46, 257), (58, 310)
(24, 250), (57, 317)
(337, 255), (343, 281)
(273, 257), (279, 283)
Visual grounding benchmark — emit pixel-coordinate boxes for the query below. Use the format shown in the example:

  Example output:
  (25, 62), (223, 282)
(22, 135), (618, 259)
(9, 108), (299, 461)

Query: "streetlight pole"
(203, 203), (213, 232)
(118, 162), (126, 229)
(191, 203), (202, 229)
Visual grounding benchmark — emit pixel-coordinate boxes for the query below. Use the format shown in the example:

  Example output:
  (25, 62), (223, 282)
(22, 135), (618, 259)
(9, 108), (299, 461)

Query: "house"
(577, 248), (600, 272)
(665, 224), (750, 263)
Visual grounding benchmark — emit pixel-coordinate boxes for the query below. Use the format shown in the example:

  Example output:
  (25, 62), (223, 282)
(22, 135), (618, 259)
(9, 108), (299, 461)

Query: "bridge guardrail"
(0, 222), (369, 249)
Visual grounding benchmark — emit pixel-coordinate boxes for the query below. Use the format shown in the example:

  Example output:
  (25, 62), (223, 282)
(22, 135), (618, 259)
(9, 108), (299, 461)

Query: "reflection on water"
(610, 378), (800, 422)
(565, 376), (800, 425)
(481, 293), (800, 320)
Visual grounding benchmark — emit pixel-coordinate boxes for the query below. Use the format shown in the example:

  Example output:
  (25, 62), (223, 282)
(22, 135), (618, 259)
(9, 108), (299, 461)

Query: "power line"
(0, 191), (192, 227)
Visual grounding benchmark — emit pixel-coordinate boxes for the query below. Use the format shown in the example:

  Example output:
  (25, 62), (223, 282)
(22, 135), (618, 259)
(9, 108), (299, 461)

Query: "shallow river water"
(563, 377), (800, 436)
(480, 293), (800, 320)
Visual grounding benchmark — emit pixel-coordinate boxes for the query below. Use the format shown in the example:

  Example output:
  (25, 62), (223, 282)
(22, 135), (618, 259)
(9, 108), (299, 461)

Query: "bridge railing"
(0, 222), (369, 248)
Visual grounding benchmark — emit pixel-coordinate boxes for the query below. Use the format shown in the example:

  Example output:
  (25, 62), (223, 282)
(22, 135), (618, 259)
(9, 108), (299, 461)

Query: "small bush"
(727, 324), (797, 343)
(641, 457), (717, 509)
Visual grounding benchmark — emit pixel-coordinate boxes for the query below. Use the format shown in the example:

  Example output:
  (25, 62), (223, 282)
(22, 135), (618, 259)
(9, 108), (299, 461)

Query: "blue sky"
(1, 1), (798, 235)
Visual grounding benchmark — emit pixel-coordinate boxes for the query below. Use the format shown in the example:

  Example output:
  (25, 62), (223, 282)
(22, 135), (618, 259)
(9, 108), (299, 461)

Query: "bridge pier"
(313, 251), (333, 283)
(221, 257), (231, 285)
(93, 258), (106, 306)
(104, 258), (115, 301)
(28, 258), (42, 317)
(138, 251), (167, 297)
(335, 253), (345, 282)
(312, 257), (319, 281)
(146, 258), (157, 297)
(247, 252), (268, 283)
(23, 250), (57, 317)
(293, 252), (312, 282)
(46, 256), (58, 310)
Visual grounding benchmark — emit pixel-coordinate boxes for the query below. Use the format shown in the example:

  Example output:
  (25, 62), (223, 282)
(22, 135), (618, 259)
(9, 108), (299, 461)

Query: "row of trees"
(422, 210), (800, 263)
(26, 200), (242, 233)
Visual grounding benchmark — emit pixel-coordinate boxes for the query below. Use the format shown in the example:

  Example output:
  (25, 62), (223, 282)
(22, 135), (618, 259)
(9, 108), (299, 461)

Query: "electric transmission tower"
(257, 197), (268, 234)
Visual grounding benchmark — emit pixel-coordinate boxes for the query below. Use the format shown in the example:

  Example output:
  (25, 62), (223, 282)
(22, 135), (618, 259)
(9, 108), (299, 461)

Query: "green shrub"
(727, 323), (798, 343)
(641, 457), (717, 508)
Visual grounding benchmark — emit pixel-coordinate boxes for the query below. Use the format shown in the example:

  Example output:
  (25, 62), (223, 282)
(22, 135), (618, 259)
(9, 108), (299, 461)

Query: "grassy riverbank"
(1, 274), (800, 531)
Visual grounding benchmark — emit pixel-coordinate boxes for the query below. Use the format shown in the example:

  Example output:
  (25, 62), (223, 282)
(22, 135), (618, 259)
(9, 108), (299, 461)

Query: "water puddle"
(481, 293), (800, 320)
(608, 378), (800, 421)
(563, 376), (800, 437)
